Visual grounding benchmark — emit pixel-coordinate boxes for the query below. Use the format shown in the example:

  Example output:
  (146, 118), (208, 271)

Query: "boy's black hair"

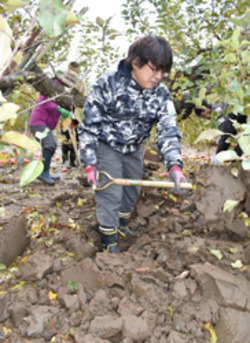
(125, 35), (173, 73)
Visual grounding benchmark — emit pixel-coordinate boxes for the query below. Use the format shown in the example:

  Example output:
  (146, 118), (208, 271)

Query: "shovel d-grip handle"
(92, 170), (193, 192)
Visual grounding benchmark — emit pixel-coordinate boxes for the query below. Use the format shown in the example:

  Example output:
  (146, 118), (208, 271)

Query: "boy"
(78, 35), (188, 253)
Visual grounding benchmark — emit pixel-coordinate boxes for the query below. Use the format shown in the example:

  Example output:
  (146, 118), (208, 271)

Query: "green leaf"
(238, 135), (250, 154)
(0, 264), (6, 270)
(194, 129), (223, 144)
(11, 280), (26, 289)
(228, 79), (242, 93)
(215, 150), (240, 163)
(67, 281), (78, 292)
(38, 0), (66, 38)
(242, 159), (250, 171)
(242, 50), (250, 64)
(230, 27), (241, 50)
(19, 160), (44, 187)
(96, 17), (105, 27)
(223, 53), (237, 63)
(1, 131), (41, 153)
(198, 86), (206, 101)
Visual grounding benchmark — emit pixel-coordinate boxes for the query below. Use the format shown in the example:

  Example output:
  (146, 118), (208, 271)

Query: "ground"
(0, 144), (250, 343)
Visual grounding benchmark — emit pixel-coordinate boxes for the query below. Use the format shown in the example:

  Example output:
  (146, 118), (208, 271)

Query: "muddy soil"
(0, 145), (250, 343)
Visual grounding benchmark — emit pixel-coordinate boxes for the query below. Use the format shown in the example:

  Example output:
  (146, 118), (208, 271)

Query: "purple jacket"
(29, 79), (62, 130)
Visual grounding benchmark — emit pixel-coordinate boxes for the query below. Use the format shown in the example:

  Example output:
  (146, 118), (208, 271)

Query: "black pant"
(216, 113), (246, 156)
(61, 123), (79, 166)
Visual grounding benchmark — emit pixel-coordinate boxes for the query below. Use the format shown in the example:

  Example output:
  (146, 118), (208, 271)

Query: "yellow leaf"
(65, 10), (80, 25)
(20, 256), (27, 264)
(48, 291), (58, 301)
(201, 323), (217, 343)
(207, 248), (223, 260)
(169, 70), (177, 80)
(50, 214), (56, 224)
(12, 50), (23, 65)
(0, 16), (12, 69)
(1, 131), (41, 153)
(77, 198), (83, 207)
(2, 326), (12, 335)
(11, 280), (26, 289)
(3, 0), (26, 14)
(168, 305), (174, 317)
(169, 193), (177, 202)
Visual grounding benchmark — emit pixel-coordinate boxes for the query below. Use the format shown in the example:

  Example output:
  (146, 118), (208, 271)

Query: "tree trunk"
(0, 65), (85, 111)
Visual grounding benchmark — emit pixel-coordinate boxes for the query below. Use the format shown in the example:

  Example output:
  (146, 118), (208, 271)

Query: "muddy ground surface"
(0, 145), (250, 343)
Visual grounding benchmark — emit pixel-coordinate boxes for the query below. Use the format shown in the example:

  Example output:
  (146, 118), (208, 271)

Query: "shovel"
(92, 170), (193, 191)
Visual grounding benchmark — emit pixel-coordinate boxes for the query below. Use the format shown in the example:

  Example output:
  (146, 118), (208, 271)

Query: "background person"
(194, 100), (246, 164)
(29, 76), (75, 185)
(61, 62), (83, 168)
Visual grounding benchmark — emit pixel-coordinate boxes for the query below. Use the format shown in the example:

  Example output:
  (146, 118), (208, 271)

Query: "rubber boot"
(38, 153), (55, 185)
(62, 151), (71, 169)
(117, 212), (137, 239)
(51, 174), (60, 181)
(62, 152), (68, 165)
(70, 150), (77, 167)
(99, 226), (120, 253)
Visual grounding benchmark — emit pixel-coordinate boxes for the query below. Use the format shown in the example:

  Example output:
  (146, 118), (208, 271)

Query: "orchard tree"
(0, 0), (122, 186)
(121, 0), (249, 160)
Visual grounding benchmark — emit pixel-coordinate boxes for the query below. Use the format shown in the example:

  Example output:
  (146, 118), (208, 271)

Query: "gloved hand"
(57, 106), (75, 120)
(85, 165), (97, 185)
(169, 166), (188, 194)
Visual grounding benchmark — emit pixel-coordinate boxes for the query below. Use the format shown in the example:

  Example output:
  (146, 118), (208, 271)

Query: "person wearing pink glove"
(79, 35), (189, 254)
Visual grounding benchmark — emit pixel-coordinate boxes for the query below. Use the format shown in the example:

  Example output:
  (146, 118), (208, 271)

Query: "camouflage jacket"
(78, 60), (183, 171)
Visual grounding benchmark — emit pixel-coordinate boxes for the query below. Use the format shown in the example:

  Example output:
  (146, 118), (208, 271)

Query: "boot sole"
(38, 177), (55, 186)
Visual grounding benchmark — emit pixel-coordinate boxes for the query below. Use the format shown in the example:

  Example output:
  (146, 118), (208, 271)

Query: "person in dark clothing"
(61, 119), (79, 168)
(195, 100), (246, 163)
(61, 62), (83, 168)
(216, 112), (247, 156)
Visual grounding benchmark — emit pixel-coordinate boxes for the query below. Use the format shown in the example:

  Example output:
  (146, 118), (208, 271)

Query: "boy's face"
(131, 60), (164, 89)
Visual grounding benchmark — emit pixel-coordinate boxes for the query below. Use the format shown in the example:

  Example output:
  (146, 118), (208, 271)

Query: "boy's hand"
(85, 165), (97, 185)
(169, 166), (188, 194)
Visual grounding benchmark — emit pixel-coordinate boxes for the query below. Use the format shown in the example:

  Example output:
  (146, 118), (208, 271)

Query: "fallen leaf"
(48, 291), (58, 301)
(182, 229), (192, 237)
(231, 260), (243, 269)
(20, 206), (33, 214)
(135, 266), (151, 274)
(226, 247), (238, 254)
(176, 270), (190, 279)
(168, 305), (174, 317)
(201, 322), (217, 343)
(207, 247), (223, 260)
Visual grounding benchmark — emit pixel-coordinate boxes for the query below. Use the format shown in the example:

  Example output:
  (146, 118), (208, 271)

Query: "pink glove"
(85, 165), (97, 185)
(169, 166), (187, 194)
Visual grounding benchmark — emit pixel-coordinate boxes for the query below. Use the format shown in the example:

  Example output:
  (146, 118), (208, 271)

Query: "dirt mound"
(0, 149), (250, 343)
